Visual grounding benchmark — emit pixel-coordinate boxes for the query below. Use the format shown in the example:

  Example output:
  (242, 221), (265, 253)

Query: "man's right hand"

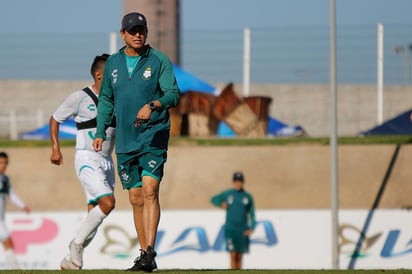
(93, 138), (104, 152)
(50, 150), (63, 165)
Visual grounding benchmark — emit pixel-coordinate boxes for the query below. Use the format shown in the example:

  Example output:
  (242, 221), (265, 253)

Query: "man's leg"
(73, 196), (114, 245)
(128, 187), (146, 249)
(125, 151), (162, 272)
(81, 196), (116, 248)
(69, 195), (115, 267)
(132, 175), (160, 272)
(126, 187), (147, 271)
(230, 251), (237, 269)
(230, 252), (242, 269)
(235, 252), (243, 269)
(141, 175), (160, 248)
(3, 238), (19, 269)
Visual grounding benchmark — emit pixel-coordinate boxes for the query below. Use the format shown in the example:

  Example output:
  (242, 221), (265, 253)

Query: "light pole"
(394, 44), (412, 84)
(329, 0), (339, 269)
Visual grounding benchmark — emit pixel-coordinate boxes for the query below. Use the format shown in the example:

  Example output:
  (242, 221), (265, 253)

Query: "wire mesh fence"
(1, 24), (412, 84)
(1, 25), (412, 139)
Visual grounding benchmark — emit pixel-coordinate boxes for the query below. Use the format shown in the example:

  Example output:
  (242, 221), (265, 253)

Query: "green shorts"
(224, 227), (250, 253)
(116, 149), (167, 189)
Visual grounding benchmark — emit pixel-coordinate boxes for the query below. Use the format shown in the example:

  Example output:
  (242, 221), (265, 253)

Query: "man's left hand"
(244, 229), (254, 236)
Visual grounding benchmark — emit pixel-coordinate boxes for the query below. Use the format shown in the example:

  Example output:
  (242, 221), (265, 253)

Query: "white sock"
(5, 249), (19, 269)
(74, 206), (106, 246)
(83, 228), (97, 248)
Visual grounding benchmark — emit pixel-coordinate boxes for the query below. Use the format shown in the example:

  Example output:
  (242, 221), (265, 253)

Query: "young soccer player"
(50, 54), (116, 269)
(0, 152), (31, 269)
(211, 171), (256, 269)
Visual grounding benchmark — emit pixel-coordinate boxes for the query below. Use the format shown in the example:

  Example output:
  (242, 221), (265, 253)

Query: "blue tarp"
(21, 116), (305, 140)
(20, 118), (76, 140)
(172, 64), (216, 94)
(217, 117), (304, 137)
(361, 109), (412, 135)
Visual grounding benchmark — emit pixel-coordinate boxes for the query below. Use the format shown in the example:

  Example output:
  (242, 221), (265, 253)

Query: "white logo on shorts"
(148, 160), (157, 168)
(119, 170), (130, 182)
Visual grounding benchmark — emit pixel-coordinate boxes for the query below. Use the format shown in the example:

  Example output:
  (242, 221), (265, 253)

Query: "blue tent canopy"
(361, 109), (412, 135)
(172, 64), (216, 94)
(20, 118), (76, 140)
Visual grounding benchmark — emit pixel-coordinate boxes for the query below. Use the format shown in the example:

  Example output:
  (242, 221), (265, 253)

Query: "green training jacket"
(211, 188), (256, 231)
(95, 45), (180, 153)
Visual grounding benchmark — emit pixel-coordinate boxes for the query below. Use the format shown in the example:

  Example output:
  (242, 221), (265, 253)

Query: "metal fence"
(0, 109), (45, 140)
(2, 24), (412, 139)
(1, 24), (412, 84)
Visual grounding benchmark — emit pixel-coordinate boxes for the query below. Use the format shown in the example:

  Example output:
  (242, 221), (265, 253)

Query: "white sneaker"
(7, 259), (20, 270)
(60, 256), (81, 270)
(69, 240), (83, 268)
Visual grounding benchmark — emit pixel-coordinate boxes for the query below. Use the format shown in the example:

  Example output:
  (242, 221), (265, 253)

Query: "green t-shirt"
(211, 188), (256, 231)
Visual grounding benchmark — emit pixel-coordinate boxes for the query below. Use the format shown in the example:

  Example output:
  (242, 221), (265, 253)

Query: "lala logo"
(11, 218), (59, 254)
(98, 220), (277, 258)
(142, 66), (152, 80)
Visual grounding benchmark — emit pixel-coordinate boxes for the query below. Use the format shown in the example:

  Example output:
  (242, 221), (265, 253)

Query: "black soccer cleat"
(125, 250), (144, 272)
(138, 246), (158, 272)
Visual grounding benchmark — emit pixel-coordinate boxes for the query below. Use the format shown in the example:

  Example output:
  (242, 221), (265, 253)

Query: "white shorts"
(74, 150), (115, 205)
(0, 221), (9, 241)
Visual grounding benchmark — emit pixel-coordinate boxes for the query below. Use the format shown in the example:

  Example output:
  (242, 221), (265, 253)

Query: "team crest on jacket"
(142, 66), (152, 80)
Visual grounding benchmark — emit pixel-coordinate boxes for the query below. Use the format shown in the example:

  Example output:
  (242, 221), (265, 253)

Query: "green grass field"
(2, 269), (412, 274)
(1, 135), (412, 148)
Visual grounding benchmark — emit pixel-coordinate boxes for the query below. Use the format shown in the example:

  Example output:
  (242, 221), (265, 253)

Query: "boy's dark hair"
(0, 152), (8, 160)
(90, 54), (110, 77)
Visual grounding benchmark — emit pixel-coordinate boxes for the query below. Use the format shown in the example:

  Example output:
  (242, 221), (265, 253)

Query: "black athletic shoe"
(139, 246), (157, 272)
(125, 250), (144, 272)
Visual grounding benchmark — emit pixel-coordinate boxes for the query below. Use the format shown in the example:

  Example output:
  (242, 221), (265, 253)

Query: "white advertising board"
(1, 209), (412, 270)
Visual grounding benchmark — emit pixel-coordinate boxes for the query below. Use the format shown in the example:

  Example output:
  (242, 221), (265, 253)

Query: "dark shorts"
(224, 227), (250, 253)
(116, 149), (167, 189)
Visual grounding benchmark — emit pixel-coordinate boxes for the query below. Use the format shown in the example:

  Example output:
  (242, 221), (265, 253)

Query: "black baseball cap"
(233, 171), (244, 182)
(122, 12), (147, 31)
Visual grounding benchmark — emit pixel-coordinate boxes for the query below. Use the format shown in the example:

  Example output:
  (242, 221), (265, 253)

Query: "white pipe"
(9, 109), (17, 140)
(109, 32), (117, 54)
(37, 109), (44, 127)
(243, 28), (251, 97)
(329, 0), (339, 269)
(377, 23), (384, 125)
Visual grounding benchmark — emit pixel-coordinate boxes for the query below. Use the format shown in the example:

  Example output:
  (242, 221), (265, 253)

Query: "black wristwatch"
(148, 101), (156, 111)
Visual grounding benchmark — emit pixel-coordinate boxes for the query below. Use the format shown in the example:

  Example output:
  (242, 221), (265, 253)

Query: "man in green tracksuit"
(93, 12), (180, 272)
(211, 171), (256, 269)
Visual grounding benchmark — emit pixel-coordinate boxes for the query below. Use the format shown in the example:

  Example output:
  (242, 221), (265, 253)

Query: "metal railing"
(0, 110), (45, 140)
(0, 25), (412, 84)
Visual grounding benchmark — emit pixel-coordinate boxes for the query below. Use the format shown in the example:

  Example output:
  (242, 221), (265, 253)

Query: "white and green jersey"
(53, 86), (115, 157)
(0, 174), (26, 221)
(0, 174), (27, 240)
